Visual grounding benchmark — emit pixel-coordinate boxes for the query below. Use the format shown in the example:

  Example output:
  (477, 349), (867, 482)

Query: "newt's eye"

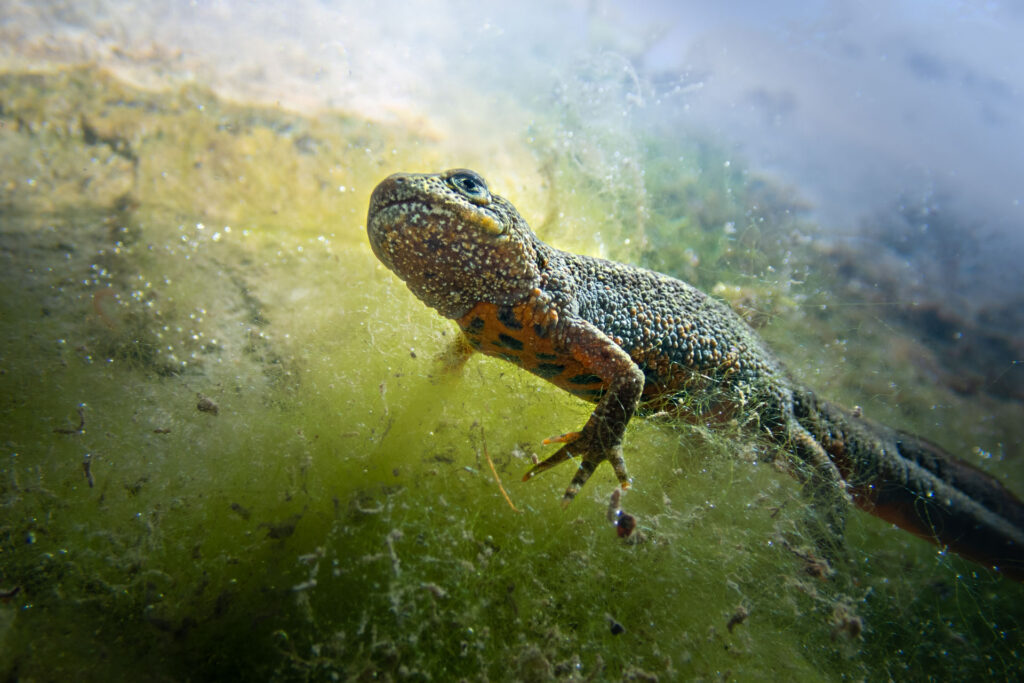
(444, 169), (491, 205)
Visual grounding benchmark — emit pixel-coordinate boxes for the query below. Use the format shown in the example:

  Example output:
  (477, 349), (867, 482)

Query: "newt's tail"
(793, 392), (1024, 581)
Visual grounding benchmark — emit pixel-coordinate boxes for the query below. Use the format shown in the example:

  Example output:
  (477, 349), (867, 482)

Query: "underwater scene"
(2, 1), (1022, 680)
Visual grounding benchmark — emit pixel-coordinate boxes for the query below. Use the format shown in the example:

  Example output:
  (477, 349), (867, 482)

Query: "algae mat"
(1, 67), (1022, 680)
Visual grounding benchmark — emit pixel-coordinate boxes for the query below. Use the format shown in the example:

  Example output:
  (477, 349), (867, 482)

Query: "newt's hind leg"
(788, 422), (851, 560)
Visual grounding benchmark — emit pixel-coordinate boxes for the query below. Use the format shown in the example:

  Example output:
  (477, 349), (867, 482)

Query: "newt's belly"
(458, 302), (609, 402)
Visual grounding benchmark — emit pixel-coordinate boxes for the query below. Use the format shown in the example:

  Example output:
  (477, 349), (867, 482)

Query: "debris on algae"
(1, 66), (1022, 680)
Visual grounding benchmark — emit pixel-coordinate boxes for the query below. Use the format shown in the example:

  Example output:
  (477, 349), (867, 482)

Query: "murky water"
(2, 2), (1022, 680)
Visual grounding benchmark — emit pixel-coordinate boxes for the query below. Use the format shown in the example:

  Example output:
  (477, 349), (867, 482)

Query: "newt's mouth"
(367, 172), (428, 217)
(368, 198), (409, 220)
(367, 188), (414, 219)
(367, 198), (417, 239)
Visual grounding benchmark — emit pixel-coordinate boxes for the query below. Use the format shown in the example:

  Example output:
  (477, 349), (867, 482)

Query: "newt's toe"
(542, 431), (582, 445)
(559, 459), (599, 506)
(522, 447), (574, 481)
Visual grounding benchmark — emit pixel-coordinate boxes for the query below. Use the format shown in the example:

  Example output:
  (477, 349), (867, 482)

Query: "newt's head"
(367, 169), (542, 319)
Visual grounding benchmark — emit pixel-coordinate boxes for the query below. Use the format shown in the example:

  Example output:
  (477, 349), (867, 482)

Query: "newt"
(366, 168), (1024, 581)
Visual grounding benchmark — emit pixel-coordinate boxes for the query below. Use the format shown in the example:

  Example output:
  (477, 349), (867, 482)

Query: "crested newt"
(366, 168), (1024, 581)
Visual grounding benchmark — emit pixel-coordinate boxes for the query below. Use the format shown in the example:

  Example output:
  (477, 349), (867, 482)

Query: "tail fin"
(795, 393), (1024, 581)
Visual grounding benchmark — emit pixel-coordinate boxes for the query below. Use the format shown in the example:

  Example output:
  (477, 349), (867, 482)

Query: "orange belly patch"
(457, 302), (608, 402)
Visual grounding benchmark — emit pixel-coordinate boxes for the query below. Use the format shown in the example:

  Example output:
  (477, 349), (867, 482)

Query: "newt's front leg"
(522, 318), (645, 505)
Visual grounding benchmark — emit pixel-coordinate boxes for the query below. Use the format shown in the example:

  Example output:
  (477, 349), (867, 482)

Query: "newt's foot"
(523, 431), (630, 506)
(434, 334), (475, 375)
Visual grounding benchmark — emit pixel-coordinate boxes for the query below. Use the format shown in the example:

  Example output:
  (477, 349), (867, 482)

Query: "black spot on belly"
(467, 338), (482, 349)
(466, 317), (485, 333)
(532, 362), (565, 378)
(568, 373), (603, 385)
(497, 306), (523, 330)
(497, 334), (524, 350)
(536, 352), (559, 361)
(498, 353), (521, 364)
(533, 324), (549, 339)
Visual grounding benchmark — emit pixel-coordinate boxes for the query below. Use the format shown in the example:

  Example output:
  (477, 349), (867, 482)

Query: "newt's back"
(558, 248), (784, 410)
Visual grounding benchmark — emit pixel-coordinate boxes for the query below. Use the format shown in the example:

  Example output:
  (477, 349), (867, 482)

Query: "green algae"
(1, 66), (1022, 681)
